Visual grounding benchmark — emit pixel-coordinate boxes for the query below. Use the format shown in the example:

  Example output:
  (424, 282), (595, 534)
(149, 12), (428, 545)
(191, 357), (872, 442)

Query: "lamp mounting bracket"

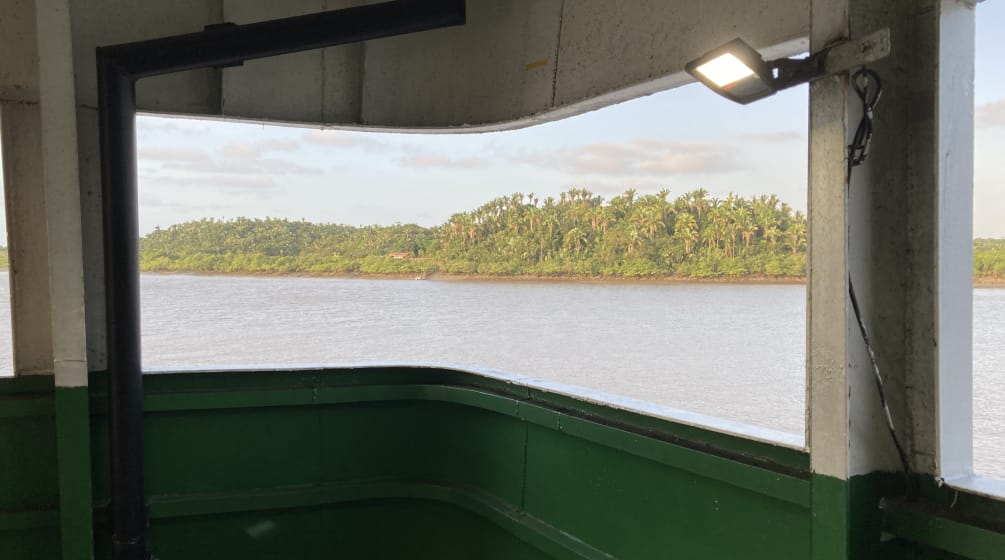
(769, 27), (891, 91)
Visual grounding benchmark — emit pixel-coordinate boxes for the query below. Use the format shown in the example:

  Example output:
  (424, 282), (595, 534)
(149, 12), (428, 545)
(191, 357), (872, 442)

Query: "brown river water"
(0, 272), (1001, 478)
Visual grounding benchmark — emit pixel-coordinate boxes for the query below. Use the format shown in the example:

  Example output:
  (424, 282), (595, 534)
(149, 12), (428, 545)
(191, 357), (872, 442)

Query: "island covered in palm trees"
(137, 188), (1005, 282)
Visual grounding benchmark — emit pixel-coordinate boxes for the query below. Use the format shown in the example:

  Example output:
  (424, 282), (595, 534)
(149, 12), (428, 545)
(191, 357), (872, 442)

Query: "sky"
(1, 3), (1003, 241)
(972, 0), (1005, 238)
(135, 83), (810, 234)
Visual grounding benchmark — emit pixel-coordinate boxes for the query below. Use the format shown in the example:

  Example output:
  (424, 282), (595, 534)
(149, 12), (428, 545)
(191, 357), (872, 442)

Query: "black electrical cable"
(848, 276), (912, 475)
(848, 68), (882, 175)
(846, 67), (913, 479)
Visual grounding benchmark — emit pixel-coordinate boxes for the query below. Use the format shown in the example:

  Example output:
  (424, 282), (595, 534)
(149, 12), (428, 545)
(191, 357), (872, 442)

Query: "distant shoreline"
(142, 268), (805, 285)
(975, 277), (1005, 288)
(418, 272), (807, 285)
(141, 268), (1005, 288)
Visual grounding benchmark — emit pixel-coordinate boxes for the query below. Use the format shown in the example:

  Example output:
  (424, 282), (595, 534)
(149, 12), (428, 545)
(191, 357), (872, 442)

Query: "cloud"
(637, 153), (729, 174)
(141, 171), (278, 191)
(976, 99), (1005, 129)
(137, 117), (211, 136)
(522, 144), (633, 174)
(141, 147), (320, 195)
(397, 151), (490, 169)
(219, 138), (302, 159)
(139, 191), (230, 211)
(219, 142), (259, 159)
(138, 147), (211, 162)
(740, 130), (803, 142)
(164, 157), (321, 176)
(145, 140), (319, 178)
(393, 143), (492, 169)
(516, 139), (741, 177)
(193, 174), (278, 190)
(559, 179), (666, 197)
(138, 131), (319, 199)
(303, 130), (350, 145)
(257, 138), (300, 152)
(301, 129), (388, 151)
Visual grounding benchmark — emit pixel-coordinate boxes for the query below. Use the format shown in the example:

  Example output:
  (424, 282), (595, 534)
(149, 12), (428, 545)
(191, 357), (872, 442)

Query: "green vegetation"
(141, 189), (806, 279)
(0, 247), (7, 269)
(975, 238), (1005, 279)
(139, 188), (1004, 281)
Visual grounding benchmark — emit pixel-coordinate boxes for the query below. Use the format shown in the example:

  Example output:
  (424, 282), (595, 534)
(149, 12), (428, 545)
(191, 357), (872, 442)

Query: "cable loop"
(848, 67), (883, 172)
(852, 67), (883, 108)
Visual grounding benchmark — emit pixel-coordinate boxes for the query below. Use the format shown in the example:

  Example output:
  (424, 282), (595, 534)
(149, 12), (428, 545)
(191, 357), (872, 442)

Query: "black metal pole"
(97, 58), (145, 560)
(104, 0), (466, 78)
(95, 2), (465, 559)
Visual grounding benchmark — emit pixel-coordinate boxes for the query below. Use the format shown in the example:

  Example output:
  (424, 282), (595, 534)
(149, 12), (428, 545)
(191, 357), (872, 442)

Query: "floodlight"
(686, 38), (776, 104)
(685, 29), (891, 104)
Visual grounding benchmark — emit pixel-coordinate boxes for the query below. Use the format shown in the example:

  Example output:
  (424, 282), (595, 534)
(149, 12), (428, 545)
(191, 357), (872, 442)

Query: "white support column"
(810, 0), (953, 483)
(76, 107), (106, 373)
(0, 104), (54, 376)
(807, 0), (850, 483)
(35, 0), (88, 389)
(808, 1), (953, 555)
(935, 0), (975, 483)
(35, 3), (96, 557)
(0, 0), (53, 377)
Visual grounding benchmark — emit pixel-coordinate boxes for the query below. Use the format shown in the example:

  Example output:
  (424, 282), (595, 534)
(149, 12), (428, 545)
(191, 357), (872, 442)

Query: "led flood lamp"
(686, 29), (891, 104)
(686, 38), (776, 104)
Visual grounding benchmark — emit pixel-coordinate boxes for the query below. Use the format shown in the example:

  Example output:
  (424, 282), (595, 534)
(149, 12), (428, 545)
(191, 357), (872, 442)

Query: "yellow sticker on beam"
(525, 59), (548, 70)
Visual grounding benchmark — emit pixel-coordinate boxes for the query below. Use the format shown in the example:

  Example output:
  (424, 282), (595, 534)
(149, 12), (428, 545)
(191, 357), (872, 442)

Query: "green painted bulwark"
(848, 473), (909, 559)
(86, 367), (812, 559)
(811, 472), (906, 560)
(881, 476), (1005, 560)
(812, 472), (916, 558)
(884, 501), (1005, 560)
(8, 367), (1005, 559)
(812, 474), (849, 559)
(55, 386), (94, 560)
(88, 367), (1005, 560)
(0, 376), (61, 560)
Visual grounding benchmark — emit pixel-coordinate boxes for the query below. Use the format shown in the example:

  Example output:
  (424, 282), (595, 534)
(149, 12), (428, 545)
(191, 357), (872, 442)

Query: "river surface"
(0, 272), (1002, 478)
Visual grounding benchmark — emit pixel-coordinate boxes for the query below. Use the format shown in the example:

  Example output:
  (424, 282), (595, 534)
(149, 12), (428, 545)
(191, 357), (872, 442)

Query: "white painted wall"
(224, 0), (809, 129)
(54, 0), (809, 129)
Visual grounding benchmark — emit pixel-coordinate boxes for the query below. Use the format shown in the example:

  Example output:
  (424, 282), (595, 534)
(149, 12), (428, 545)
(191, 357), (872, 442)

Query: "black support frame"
(96, 2), (466, 558)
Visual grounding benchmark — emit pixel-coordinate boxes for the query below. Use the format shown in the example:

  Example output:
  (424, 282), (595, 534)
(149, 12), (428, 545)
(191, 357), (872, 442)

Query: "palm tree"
(688, 189), (710, 224)
(786, 218), (807, 254)
(639, 204), (664, 240)
(563, 227), (588, 256)
(624, 188), (638, 207)
(525, 204), (540, 234)
(624, 225), (642, 255)
(764, 225), (781, 249)
(737, 211), (756, 252)
(673, 213), (698, 257)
